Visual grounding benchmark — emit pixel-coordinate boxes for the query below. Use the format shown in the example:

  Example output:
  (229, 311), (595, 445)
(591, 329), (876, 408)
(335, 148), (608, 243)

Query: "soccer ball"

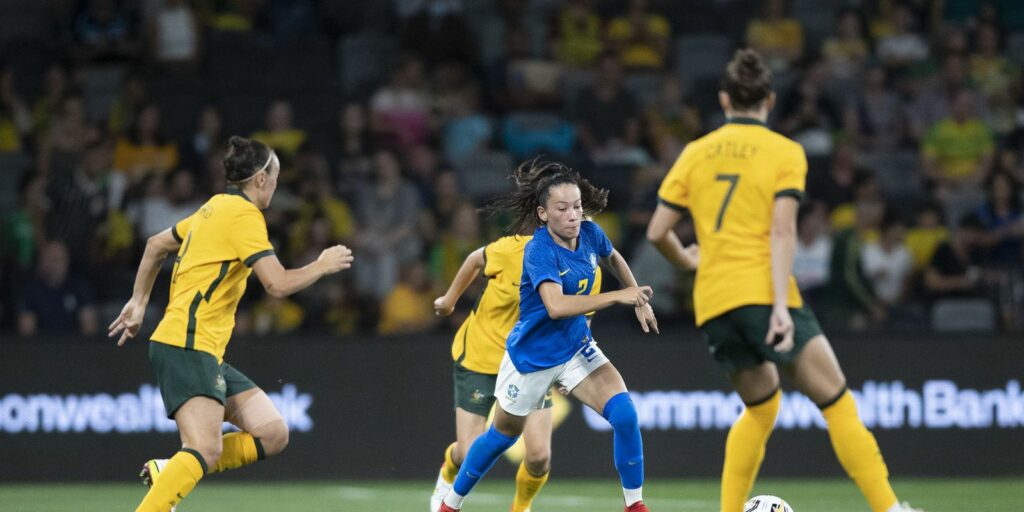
(744, 495), (794, 512)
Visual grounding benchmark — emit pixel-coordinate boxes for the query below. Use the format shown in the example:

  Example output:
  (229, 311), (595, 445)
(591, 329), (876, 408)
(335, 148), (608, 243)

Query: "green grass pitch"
(3, 478), (1022, 511)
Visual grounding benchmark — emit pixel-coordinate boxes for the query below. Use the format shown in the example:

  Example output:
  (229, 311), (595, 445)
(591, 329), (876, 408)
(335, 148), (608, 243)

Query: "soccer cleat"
(430, 465), (453, 512)
(437, 502), (460, 512)
(140, 459), (176, 511)
(898, 502), (926, 512)
(625, 500), (650, 512)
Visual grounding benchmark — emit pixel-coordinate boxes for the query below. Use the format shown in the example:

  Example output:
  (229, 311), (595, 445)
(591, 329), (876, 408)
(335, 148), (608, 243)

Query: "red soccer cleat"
(438, 502), (461, 512)
(625, 501), (650, 512)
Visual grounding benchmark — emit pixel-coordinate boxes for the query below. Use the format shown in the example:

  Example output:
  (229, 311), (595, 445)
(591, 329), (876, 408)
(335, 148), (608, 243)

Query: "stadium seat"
(338, 31), (398, 98)
(674, 34), (734, 90)
(454, 150), (514, 201)
(501, 111), (576, 160)
(930, 298), (997, 332)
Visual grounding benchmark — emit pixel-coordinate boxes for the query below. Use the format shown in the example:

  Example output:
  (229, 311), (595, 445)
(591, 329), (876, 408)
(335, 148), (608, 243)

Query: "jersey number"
(575, 278), (589, 295)
(714, 174), (740, 232)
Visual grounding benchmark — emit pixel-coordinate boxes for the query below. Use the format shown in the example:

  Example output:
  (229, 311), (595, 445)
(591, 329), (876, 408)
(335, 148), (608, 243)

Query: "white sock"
(623, 486), (643, 506)
(443, 491), (466, 509)
(886, 503), (906, 512)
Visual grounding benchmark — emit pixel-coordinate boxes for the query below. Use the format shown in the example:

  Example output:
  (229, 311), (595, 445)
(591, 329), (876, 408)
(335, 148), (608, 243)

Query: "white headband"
(229, 151), (274, 184)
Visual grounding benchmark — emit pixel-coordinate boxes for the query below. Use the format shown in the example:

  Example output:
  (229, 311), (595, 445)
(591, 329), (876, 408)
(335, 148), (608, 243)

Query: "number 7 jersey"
(657, 118), (807, 326)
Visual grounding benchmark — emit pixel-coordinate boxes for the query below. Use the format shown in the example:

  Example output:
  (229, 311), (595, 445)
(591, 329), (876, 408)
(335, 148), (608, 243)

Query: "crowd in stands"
(1, 0), (1022, 339)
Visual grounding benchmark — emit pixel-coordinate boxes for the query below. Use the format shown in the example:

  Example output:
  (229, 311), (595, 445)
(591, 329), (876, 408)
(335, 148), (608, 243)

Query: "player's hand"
(434, 295), (455, 316)
(683, 244), (700, 269)
(765, 305), (794, 353)
(317, 245), (354, 274)
(109, 297), (146, 347)
(616, 286), (653, 307)
(635, 303), (659, 334)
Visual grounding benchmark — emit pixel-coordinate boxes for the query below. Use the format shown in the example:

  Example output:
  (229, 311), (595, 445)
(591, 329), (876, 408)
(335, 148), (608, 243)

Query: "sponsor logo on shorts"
(214, 375), (226, 392)
(469, 389), (485, 403)
(506, 384), (519, 401)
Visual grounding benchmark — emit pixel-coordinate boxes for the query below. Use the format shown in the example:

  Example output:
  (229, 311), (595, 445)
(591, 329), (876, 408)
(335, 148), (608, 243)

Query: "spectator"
(17, 240), (98, 337)
(251, 294), (306, 336)
(335, 101), (375, 196)
(406, 143), (441, 206)
(40, 95), (100, 177)
(146, 0), (202, 72)
(430, 201), (481, 284)
(2, 173), (47, 272)
(553, 0), (604, 68)
(442, 88), (491, 164)
(844, 65), (908, 151)
(203, 0), (263, 32)
(500, 25), (564, 111)
(745, 0), (804, 73)
(574, 51), (643, 162)
(113, 103), (179, 183)
(184, 106), (224, 172)
(924, 213), (987, 300)
(778, 61), (842, 157)
(975, 171), (1024, 265)
(107, 72), (148, 137)
(905, 201), (949, 270)
(353, 149), (423, 300)
(377, 260), (438, 335)
(875, 2), (929, 72)
(607, 0), (671, 71)
(825, 198), (887, 330)
(0, 68), (32, 154)
(822, 9), (870, 81)
(132, 169), (201, 239)
(251, 100), (308, 159)
(72, 0), (140, 63)
(793, 203), (833, 296)
(423, 169), (461, 245)
(807, 141), (858, 211)
(398, 0), (474, 65)
(288, 172), (356, 263)
(861, 212), (913, 306)
(370, 55), (432, 148)
(47, 139), (114, 264)
(643, 76), (702, 149)
(921, 88), (994, 195)
(969, 23), (1020, 135)
(907, 54), (979, 142)
(31, 64), (71, 141)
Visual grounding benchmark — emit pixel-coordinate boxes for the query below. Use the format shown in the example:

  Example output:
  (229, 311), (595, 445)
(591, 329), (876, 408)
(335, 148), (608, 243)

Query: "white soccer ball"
(744, 495), (794, 512)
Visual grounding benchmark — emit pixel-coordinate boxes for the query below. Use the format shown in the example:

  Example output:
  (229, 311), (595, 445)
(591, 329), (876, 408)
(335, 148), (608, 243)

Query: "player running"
(109, 136), (353, 512)
(430, 227), (603, 512)
(646, 49), (922, 512)
(438, 161), (658, 512)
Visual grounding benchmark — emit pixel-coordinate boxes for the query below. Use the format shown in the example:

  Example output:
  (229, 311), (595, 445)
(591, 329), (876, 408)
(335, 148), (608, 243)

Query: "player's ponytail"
(223, 135), (273, 183)
(485, 159), (609, 234)
(721, 48), (772, 111)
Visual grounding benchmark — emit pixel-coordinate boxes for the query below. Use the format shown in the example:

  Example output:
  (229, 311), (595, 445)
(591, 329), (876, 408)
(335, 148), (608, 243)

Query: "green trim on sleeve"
(243, 249), (275, 267)
(775, 189), (805, 201)
(658, 196), (688, 212)
(171, 225), (183, 243)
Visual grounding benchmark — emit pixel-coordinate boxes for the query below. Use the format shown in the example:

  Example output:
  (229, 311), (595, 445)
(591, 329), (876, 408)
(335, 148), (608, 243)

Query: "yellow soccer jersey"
(658, 118), (805, 326)
(452, 235), (602, 374)
(151, 188), (275, 362)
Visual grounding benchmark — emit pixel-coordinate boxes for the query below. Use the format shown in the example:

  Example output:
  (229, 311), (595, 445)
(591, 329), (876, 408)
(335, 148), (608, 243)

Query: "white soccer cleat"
(140, 459), (177, 511)
(898, 502), (926, 512)
(430, 466), (453, 512)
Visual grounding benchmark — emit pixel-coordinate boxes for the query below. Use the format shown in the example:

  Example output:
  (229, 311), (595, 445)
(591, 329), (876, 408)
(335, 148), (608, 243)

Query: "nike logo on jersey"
(559, 269), (570, 276)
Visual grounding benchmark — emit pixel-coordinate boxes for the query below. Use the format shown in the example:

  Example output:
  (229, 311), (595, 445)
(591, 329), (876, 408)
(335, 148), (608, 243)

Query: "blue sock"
(452, 425), (520, 496)
(602, 392), (644, 490)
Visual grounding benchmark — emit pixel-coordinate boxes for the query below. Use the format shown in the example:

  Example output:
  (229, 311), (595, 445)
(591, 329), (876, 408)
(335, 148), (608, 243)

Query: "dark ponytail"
(223, 135), (272, 183)
(485, 159), (609, 235)
(720, 48), (772, 111)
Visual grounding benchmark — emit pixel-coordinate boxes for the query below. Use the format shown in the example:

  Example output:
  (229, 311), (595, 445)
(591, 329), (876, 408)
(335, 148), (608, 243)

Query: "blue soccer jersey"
(506, 220), (614, 372)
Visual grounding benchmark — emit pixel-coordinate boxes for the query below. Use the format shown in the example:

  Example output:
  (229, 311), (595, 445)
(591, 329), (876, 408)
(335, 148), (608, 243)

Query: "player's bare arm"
(434, 247), (486, 316)
(599, 249), (659, 334)
(251, 245), (353, 298)
(537, 281), (651, 320)
(646, 203), (699, 270)
(109, 228), (181, 346)
(766, 196), (799, 352)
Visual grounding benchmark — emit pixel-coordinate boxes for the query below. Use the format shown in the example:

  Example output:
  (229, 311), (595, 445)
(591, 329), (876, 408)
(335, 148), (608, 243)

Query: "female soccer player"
(430, 227), (603, 512)
(109, 136), (353, 512)
(438, 161), (658, 512)
(646, 49), (920, 512)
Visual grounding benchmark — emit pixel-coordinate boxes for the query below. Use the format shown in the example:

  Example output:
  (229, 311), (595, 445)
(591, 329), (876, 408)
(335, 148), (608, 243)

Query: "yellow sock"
(210, 432), (264, 474)
(441, 442), (459, 485)
(511, 461), (549, 512)
(822, 389), (898, 512)
(721, 390), (780, 512)
(136, 450), (206, 512)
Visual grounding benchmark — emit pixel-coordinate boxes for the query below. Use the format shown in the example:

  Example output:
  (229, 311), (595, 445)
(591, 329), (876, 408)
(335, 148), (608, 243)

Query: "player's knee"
(524, 448), (551, 475)
(603, 393), (639, 431)
(257, 420), (289, 457)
